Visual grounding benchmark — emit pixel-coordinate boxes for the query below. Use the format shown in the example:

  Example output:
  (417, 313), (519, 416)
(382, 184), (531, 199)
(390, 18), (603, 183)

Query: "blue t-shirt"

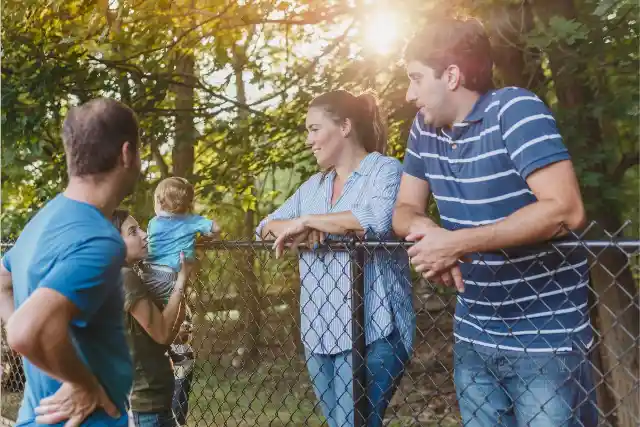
(2, 195), (133, 427)
(402, 87), (591, 353)
(147, 214), (214, 271)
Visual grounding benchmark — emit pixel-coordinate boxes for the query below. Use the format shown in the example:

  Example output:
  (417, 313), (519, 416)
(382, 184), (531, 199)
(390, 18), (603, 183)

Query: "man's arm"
(392, 173), (438, 238)
(394, 173), (467, 291)
(451, 88), (586, 254)
(0, 263), (14, 322)
(7, 234), (124, 391)
(448, 160), (586, 255)
(393, 115), (441, 238)
(412, 88), (587, 266)
(6, 288), (101, 391)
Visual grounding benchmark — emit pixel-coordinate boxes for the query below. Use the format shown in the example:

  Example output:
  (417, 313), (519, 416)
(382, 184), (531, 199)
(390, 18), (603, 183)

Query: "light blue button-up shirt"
(257, 152), (416, 356)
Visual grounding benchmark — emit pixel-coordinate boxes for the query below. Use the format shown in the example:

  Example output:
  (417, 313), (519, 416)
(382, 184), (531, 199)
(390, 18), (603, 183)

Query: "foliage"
(1, 0), (637, 239)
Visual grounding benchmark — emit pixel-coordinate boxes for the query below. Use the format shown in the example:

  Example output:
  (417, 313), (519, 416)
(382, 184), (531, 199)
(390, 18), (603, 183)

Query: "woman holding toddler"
(113, 176), (217, 427)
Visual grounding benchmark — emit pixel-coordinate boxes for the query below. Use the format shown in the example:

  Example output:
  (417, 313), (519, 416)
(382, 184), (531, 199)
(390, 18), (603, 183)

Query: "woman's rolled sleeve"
(351, 159), (402, 238)
(255, 186), (303, 240)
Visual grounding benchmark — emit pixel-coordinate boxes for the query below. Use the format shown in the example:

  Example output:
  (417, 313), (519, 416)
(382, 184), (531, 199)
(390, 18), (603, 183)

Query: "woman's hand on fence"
(272, 217), (311, 259)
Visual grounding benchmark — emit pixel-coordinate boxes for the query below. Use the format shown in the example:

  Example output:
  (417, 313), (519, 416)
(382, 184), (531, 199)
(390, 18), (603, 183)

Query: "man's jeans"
(454, 341), (598, 427)
(305, 329), (409, 427)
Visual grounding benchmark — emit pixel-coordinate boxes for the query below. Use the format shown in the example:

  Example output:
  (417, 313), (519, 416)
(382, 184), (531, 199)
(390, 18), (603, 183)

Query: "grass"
(1, 358), (460, 427)
(186, 354), (326, 427)
(1, 308), (461, 426)
(1, 391), (20, 421)
(182, 349), (461, 426)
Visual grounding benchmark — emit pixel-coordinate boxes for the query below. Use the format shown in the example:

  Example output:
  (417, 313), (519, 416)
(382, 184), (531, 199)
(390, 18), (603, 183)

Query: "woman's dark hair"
(111, 209), (130, 233)
(309, 89), (388, 154)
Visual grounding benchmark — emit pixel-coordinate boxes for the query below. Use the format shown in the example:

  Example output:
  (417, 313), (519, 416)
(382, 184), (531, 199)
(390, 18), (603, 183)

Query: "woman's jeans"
(454, 341), (598, 427)
(305, 329), (409, 427)
(131, 410), (178, 427)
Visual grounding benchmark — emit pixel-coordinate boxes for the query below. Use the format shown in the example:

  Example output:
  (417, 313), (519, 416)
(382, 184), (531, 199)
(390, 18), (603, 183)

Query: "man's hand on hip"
(35, 381), (120, 427)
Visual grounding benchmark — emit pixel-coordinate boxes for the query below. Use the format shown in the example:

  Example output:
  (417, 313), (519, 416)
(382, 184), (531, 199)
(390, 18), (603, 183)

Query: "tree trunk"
(532, 1), (639, 425)
(232, 40), (261, 366)
(586, 214), (639, 427)
(483, 1), (545, 90)
(171, 52), (196, 180)
(588, 273), (619, 427)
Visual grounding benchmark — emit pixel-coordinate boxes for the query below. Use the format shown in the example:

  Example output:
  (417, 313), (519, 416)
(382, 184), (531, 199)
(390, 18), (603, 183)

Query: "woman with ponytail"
(257, 90), (415, 426)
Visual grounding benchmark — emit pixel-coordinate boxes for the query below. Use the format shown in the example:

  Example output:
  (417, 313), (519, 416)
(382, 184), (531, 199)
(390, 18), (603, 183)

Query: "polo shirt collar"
(461, 90), (494, 123)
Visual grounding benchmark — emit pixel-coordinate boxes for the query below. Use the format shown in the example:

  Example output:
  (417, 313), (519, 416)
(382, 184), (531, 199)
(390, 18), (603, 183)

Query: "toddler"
(144, 176), (219, 301)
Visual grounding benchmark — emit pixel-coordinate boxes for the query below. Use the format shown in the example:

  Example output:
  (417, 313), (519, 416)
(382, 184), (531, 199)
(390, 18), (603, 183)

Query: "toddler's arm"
(192, 215), (220, 239)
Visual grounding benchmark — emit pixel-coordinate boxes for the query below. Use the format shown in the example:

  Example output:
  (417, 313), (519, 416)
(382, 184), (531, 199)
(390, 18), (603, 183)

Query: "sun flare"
(362, 9), (401, 55)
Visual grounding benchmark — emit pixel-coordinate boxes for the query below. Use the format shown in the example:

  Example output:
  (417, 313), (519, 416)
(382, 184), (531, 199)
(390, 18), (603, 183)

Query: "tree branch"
(149, 140), (170, 178)
(612, 150), (639, 183)
(189, 5), (351, 27)
(84, 55), (269, 117)
(249, 20), (355, 108)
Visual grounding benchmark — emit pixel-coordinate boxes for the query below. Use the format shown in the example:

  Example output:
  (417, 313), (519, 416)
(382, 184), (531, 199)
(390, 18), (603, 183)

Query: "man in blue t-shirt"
(392, 17), (596, 427)
(0, 98), (141, 426)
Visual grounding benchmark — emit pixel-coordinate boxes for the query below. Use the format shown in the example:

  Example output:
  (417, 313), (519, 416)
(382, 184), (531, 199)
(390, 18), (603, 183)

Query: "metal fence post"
(350, 239), (366, 427)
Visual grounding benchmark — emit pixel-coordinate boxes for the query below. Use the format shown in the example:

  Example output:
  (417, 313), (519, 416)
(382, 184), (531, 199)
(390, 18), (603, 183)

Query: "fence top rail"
(191, 239), (639, 251)
(2, 239), (639, 252)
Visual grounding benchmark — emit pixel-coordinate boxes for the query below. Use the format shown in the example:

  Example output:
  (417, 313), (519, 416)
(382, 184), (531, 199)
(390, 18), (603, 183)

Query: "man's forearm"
(452, 199), (585, 255)
(7, 316), (99, 390)
(392, 204), (438, 238)
(0, 290), (14, 323)
(0, 270), (14, 322)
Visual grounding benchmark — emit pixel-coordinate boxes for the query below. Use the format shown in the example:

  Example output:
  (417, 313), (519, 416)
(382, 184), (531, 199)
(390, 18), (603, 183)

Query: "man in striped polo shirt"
(392, 17), (596, 427)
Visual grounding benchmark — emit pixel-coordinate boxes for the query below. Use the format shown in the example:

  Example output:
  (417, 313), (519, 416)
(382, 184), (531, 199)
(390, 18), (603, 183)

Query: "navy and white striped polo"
(403, 87), (592, 352)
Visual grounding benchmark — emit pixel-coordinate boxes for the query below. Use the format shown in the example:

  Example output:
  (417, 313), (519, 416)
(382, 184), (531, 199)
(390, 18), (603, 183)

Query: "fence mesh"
(1, 222), (639, 427)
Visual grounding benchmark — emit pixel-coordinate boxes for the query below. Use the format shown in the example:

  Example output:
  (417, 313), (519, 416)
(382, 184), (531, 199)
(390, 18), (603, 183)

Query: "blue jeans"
(454, 341), (598, 427)
(131, 410), (178, 427)
(305, 329), (409, 427)
(172, 371), (193, 425)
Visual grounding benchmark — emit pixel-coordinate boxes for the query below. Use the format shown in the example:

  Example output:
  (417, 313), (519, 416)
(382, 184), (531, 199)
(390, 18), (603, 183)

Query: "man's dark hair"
(62, 98), (140, 177)
(404, 17), (494, 93)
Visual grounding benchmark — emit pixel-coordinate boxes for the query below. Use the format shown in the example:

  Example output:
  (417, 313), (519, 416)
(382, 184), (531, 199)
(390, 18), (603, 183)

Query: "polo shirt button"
(451, 144), (458, 150)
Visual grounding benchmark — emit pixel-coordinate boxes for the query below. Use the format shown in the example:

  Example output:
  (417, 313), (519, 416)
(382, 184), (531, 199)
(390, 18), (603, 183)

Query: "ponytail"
(356, 91), (387, 155)
(309, 89), (388, 155)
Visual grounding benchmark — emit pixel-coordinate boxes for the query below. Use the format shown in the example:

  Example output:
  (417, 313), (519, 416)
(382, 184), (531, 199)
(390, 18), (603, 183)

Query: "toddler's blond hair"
(155, 177), (194, 214)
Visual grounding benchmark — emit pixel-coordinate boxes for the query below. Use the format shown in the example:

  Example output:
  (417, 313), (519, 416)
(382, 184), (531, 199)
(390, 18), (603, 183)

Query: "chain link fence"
(1, 222), (639, 427)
